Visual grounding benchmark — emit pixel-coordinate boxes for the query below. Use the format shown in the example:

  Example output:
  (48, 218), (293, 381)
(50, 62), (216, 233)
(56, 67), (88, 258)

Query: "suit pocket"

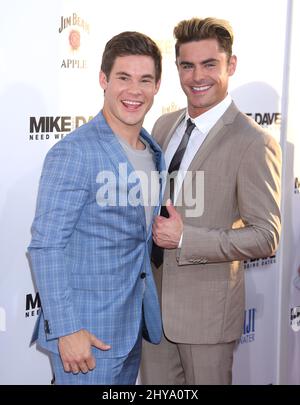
(70, 274), (119, 291)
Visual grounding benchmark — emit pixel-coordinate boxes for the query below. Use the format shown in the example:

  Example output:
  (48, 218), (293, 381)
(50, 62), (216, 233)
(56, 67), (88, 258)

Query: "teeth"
(123, 100), (142, 105)
(192, 85), (211, 91)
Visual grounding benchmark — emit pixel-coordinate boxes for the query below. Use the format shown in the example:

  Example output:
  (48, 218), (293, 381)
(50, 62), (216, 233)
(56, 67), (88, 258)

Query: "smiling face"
(100, 55), (160, 137)
(176, 38), (237, 118)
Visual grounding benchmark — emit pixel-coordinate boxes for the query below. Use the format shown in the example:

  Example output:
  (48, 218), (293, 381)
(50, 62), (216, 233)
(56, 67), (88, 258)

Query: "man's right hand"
(58, 329), (111, 374)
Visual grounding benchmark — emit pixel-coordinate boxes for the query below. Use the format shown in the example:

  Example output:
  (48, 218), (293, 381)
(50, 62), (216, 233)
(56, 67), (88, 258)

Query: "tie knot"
(186, 118), (196, 136)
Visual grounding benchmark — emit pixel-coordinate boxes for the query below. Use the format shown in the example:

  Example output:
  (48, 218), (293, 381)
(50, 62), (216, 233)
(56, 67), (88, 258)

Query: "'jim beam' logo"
(59, 13), (90, 69)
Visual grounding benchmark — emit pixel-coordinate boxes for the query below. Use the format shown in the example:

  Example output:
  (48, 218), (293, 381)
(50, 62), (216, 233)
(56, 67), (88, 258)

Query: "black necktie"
(152, 118), (196, 267)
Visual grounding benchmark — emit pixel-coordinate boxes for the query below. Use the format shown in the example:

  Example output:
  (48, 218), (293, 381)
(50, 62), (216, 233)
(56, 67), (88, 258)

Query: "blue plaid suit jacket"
(28, 111), (165, 358)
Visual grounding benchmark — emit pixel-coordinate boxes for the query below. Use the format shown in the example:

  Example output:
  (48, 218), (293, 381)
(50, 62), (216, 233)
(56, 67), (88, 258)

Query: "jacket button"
(140, 272), (146, 279)
(44, 320), (50, 334)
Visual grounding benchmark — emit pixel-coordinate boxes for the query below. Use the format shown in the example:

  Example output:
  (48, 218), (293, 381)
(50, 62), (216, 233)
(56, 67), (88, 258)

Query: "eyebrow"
(115, 71), (155, 80)
(141, 74), (155, 80)
(115, 71), (130, 76)
(179, 58), (218, 66)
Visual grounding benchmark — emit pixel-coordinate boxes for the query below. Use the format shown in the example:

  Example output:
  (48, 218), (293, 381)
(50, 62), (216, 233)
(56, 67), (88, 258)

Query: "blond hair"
(174, 17), (234, 60)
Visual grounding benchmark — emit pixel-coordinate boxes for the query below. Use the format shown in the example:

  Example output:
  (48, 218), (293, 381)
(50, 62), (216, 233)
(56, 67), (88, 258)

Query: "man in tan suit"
(140, 17), (281, 385)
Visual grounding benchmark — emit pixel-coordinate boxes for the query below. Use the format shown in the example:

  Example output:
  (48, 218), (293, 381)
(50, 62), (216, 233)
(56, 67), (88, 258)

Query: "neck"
(188, 94), (228, 118)
(102, 109), (144, 149)
(119, 132), (145, 150)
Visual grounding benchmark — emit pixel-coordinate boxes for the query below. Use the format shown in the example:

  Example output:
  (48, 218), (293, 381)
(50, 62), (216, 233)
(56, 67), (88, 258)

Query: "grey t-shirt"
(117, 135), (160, 230)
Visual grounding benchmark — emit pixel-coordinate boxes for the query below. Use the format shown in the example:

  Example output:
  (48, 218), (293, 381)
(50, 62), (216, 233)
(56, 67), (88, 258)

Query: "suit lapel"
(140, 129), (166, 240)
(186, 116), (227, 172)
(171, 102), (239, 205)
(186, 102), (239, 172)
(93, 111), (166, 238)
(94, 111), (147, 232)
(161, 110), (186, 152)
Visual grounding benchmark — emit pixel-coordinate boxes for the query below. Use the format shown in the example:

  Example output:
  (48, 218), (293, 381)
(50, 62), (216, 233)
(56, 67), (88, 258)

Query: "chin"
(124, 118), (142, 126)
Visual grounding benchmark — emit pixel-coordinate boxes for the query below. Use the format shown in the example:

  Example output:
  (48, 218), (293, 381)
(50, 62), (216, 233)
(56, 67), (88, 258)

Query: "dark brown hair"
(174, 17), (234, 60)
(101, 31), (162, 83)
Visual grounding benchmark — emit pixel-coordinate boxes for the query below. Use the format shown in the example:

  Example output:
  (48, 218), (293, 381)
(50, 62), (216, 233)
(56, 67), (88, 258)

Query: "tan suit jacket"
(152, 101), (281, 344)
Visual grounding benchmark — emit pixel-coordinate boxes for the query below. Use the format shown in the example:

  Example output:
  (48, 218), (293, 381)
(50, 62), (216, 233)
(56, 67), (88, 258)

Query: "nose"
(192, 66), (204, 83)
(127, 80), (142, 95)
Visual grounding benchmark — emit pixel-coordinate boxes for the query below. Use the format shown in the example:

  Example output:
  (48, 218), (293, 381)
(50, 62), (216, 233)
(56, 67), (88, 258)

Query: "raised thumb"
(165, 199), (177, 218)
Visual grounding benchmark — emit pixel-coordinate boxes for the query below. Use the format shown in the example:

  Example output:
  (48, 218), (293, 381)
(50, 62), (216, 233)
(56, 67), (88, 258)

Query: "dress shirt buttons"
(140, 272), (146, 279)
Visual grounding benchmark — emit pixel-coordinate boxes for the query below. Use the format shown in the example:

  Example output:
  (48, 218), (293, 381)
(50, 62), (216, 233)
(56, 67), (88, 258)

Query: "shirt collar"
(186, 94), (232, 135)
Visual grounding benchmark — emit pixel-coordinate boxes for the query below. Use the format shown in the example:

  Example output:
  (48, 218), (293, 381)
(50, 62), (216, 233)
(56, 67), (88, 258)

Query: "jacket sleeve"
(28, 141), (89, 339)
(178, 134), (282, 265)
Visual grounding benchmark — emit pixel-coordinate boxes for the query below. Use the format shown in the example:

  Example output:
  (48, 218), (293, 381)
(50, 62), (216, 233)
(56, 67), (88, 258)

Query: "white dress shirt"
(164, 94), (232, 247)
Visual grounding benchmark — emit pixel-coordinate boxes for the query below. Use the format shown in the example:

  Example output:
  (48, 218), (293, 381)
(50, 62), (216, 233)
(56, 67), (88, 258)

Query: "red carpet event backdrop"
(0, 0), (299, 384)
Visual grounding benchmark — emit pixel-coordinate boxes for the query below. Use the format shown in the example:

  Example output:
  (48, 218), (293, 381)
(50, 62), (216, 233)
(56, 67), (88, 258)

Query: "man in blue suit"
(28, 31), (164, 385)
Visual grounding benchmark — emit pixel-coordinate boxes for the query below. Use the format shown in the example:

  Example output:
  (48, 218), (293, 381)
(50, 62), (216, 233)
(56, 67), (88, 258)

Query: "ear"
(99, 70), (108, 90)
(228, 55), (237, 76)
